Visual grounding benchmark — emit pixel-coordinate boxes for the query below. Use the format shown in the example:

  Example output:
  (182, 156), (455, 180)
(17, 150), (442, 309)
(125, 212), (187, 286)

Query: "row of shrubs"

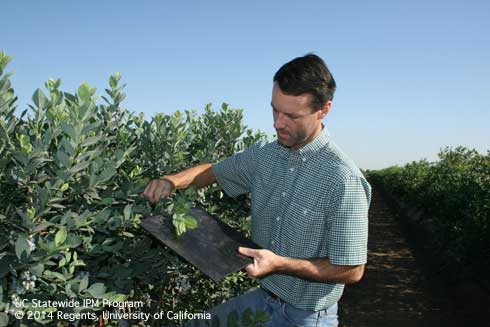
(367, 147), (490, 283)
(0, 51), (269, 326)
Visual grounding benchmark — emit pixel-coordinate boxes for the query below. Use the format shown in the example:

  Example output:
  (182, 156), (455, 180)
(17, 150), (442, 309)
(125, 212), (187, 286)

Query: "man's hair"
(273, 53), (336, 111)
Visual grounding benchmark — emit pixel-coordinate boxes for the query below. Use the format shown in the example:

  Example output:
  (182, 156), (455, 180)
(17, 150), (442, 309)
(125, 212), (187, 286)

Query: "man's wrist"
(160, 176), (177, 190)
(272, 254), (290, 274)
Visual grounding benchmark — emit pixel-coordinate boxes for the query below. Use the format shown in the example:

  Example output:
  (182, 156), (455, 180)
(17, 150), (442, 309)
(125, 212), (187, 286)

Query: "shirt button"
(276, 216), (281, 221)
(271, 240), (275, 245)
(302, 158), (306, 162)
(290, 167), (294, 172)
(282, 192), (286, 197)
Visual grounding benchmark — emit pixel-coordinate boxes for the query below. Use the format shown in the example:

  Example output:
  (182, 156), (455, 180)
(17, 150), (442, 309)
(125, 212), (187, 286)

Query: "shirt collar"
(275, 124), (330, 162)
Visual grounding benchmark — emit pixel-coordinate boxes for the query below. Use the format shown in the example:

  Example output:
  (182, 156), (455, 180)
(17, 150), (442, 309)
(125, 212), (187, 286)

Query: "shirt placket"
(270, 151), (303, 252)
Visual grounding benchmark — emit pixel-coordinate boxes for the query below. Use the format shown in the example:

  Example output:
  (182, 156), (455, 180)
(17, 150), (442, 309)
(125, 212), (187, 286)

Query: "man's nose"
(274, 112), (286, 130)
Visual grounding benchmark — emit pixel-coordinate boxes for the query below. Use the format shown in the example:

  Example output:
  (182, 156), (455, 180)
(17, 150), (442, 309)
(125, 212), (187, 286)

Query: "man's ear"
(318, 100), (332, 120)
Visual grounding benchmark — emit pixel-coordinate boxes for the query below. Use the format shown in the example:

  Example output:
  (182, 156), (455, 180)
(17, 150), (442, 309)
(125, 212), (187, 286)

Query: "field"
(1, 51), (489, 326)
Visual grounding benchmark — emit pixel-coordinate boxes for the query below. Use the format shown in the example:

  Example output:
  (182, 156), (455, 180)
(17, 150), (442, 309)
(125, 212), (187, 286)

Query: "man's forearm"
(164, 163), (217, 190)
(275, 256), (364, 284)
(239, 247), (365, 284)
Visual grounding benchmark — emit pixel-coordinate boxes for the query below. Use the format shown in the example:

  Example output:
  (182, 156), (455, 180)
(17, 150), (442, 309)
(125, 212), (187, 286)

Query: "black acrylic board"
(140, 207), (260, 282)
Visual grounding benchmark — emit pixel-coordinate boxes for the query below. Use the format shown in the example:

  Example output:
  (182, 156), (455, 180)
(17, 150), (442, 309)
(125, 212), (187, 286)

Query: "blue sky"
(2, 0), (489, 169)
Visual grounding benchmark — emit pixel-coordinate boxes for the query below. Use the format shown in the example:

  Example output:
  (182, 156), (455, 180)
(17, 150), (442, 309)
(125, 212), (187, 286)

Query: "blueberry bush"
(0, 52), (268, 326)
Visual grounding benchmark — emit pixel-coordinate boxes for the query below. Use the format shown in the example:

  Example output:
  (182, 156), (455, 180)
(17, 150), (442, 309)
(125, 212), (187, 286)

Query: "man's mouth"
(277, 130), (288, 138)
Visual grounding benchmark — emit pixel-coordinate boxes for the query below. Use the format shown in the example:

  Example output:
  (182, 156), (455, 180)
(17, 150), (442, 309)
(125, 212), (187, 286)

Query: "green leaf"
(88, 173), (98, 189)
(184, 216), (198, 229)
(65, 283), (76, 298)
(0, 312), (9, 327)
(106, 293), (127, 302)
(12, 151), (28, 166)
(184, 186), (197, 198)
(58, 257), (67, 267)
(44, 270), (67, 281)
(79, 275), (89, 292)
(94, 209), (111, 224)
(98, 165), (116, 183)
(56, 150), (71, 168)
(37, 239), (50, 252)
(60, 183), (69, 192)
(109, 74), (118, 89)
(0, 257), (14, 279)
(65, 234), (82, 248)
(52, 271), (67, 281)
(55, 227), (67, 246)
(65, 251), (72, 262)
(15, 236), (31, 260)
(100, 197), (114, 205)
(78, 81), (95, 102)
(255, 310), (269, 323)
(123, 204), (132, 221)
(64, 91), (77, 104)
(107, 217), (122, 230)
(39, 187), (49, 207)
(86, 283), (106, 298)
(79, 102), (95, 122)
(61, 122), (77, 141)
(32, 88), (49, 109)
(178, 221), (186, 235)
(27, 207), (36, 220)
(227, 310), (239, 327)
(30, 263), (45, 276)
(61, 137), (75, 155)
(241, 308), (253, 325)
(0, 51), (12, 72)
(80, 134), (102, 148)
(69, 160), (90, 174)
(19, 134), (32, 153)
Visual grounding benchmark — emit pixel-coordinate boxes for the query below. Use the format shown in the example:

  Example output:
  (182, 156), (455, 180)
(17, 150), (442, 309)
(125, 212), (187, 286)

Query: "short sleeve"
(211, 141), (262, 198)
(326, 175), (371, 266)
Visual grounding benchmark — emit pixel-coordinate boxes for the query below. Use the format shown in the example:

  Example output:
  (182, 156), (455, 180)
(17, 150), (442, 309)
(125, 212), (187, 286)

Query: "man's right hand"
(142, 178), (175, 204)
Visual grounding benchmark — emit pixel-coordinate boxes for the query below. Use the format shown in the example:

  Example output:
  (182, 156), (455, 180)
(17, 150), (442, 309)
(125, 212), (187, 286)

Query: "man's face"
(271, 83), (328, 149)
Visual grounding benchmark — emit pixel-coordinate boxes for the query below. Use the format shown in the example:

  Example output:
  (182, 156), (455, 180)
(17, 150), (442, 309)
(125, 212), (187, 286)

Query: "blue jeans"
(186, 287), (338, 327)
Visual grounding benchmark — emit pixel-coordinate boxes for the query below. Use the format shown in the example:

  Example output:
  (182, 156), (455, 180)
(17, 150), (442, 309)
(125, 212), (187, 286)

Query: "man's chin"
(277, 137), (292, 148)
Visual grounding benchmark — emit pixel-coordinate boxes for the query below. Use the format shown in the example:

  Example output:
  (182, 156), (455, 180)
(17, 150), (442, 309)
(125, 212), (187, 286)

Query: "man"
(143, 54), (371, 327)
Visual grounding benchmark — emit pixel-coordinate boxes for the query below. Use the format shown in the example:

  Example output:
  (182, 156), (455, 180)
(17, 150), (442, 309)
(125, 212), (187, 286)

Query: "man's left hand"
(238, 247), (282, 278)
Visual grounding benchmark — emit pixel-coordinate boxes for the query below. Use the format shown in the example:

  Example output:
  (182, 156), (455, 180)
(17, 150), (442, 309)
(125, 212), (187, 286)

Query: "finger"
(238, 247), (257, 258)
(147, 181), (161, 204)
(163, 179), (175, 197)
(161, 180), (171, 198)
(155, 180), (172, 200)
(142, 182), (151, 199)
(143, 181), (154, 202)
(244, 264), (256, 278)
(152, 182), (163, 203)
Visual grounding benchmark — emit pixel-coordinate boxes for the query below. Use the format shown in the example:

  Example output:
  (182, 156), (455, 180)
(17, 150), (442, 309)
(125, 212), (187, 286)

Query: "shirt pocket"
(283, 201), (327, 259)
(251, 173), (283, 218)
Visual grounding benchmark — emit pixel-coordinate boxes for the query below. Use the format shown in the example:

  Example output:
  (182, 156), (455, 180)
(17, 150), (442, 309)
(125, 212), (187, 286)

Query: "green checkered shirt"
(212, 126), (371, 311)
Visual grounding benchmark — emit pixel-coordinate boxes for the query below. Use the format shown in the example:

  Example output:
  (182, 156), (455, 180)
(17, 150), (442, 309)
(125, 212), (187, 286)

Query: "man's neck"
(291, 123), (324, 150)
